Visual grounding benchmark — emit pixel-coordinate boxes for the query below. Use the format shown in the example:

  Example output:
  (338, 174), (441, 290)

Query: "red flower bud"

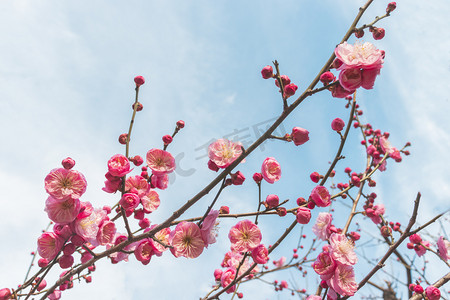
(134, 75), (145, 87)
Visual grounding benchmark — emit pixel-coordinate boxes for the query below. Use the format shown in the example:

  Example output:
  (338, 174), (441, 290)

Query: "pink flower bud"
(162, 135), (173, 145)
(252, 172), (263, 183)
(319, 71), (335, 84)
(118, 133), (128, 145)
(310, 186), (331, 207)
(208, 160), (219, 172)
(214, 269), (223, 281)
(372, 28), (385, 40)
(38, 258), (49, 268)
(134, 75), (145, 87)
(132, 155), (144, 166)
(36, 279), (47, 292)
(331, 118), (345, 132)
(231, 171), (245, 185)
(120, 193), (140, 210)
(275, 75), (291, 87)
(276, 207), (287, 217)
(380, 226), (392, 237)
(409, 233), (422, 244)
(219, 206), (230, 214)
(284, 83), (298, 98)
(291, 127), (309, 146)
(0, 288), (12, 300)
(425, 286), (441, 300)
(261, 65), (273, 79)
(349, 231), (360, 241)
(61, 157), (75, 170)
(331, 58), (343, 69)
(409, 284), (416, 291)
(59, 254), (74, 269)
(414, 285), (424, 294)
(251, 244), (269, 264)
(296, 207), (311, 224)
(297, 197), (306, 205)
(176, 120), (185, 128)
(266, 194), (279, 208)
(138, 218), (151, 229)
(132, 102), (143, 111)
(354, 28), (365, 38)
(63, 243), (76, 256)
(386, 2), (396, 13)
(310, 172), (320, 183)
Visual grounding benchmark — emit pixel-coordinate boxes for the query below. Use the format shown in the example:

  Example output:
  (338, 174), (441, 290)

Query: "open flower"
(170, 222), (205, 258)
(44, 168), (87, 200)
(329, 264), (358, 297)
(146, 149), (176, 175)
(312, 212), (333, 241)
(37, 232), (63, 260)
(330, 233), (357, 266)
(261, 157), (281, 184)
(108, 154), (132, 177)
(44, 196), (81, 224)
(312, 251), (337, 280)
(437, 236), (449, 261)
(208, 139), (243, 168)
(140, 189), (160, 213)
(335, 41), (383, 70)
(228, 220), (262, 252)
(310, 186), (331, 207)
(201, 210), (219, 247)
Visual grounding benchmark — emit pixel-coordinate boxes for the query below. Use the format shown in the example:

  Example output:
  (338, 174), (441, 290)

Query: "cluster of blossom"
(261, 66), (298, 99)
(310, 212), (358, 297)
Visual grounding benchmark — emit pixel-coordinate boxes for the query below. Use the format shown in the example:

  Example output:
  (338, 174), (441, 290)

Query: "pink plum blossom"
(48, 290), (61, 300)
(61, 157), (75, 170)
(329, 264), (358, 296)
(312, 212), (333, 241)
(312, 251), (337, 280)
(331, 118), (345, 132)
(296, 207), (312, 224)
(146, 149), (176, 175)
(331, 82), (355, 98)
(335, 41), (383, 70)
(222, 251), (244, 269)
(369, 204), (385, 224)
(107, 154), (132, 177)
(74, 208), (107, 246)
(251, 244), (269, 264)
(140, 189), (160, 213)
(361, 67), (381, 89)
(108, 233), (137, 263)
(306, 296), (322, 300)
(45, 196), (81, 224)
(310, 186), (331, 207)
(208, 139), (243, 168)
(149, 226), (171, 255)
(170, 222), (205, 258)
(425, 286), (441, 300)
(151, 174), (169, 190)
(134, 239), (154, 265)
(221, 267), (237, 294)
(291, 127), (309, 146)
(44, 168), (87, 200)
(228, 219), (262, 252)
(330, 233), (357, 265)
(201, 210), (219, 247)
(96, 221), (116, 246)
(120, 193), (140, 211)
(261, 157), (281, 184)
(437, 236), (449, 261)
(37, 232), (63, 260)
(125, 175), (149, 197)
(102, 176), (121, 193)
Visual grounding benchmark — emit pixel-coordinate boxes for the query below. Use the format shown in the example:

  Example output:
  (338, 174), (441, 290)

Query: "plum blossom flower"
(425, 286), (441, 300)
(330, 233), (357, 266)
(312, 212), (333, 241)
(74, 208), (107, 246)
(140, 189), (160, 213)
(200, 210), (219, 247)
(45, 196), (81, 225)
(296, 207), (312, 224)
(170, 222), (205, 258)
(368, 204), (385, 224)
(312, 251), (337, 280)
(415, 241), (430, 257)
(329, 264), (358, 296)
(208, 139), (243, 168)
(125, 175), (149, 197)
(335, 41), (383, 70)
(261, 157), (281, 184)
(108, 233), (137, 263)
(149, 226), (171, 255)
(37, 232), (63, 260)
(44, 168), (87, 200)
(228, 220), (262, 252)
(134, 239), (154, 265)
(310, 186), (331, 207)
(222, 251), (244, 268)
(251, 244), (269, 264)
(97, 221), (116, 246)
(221, 267), (237, 294)
(306, 296), (322, 300)
(339, 68), (362, 91)
(291, 127), (310, 146)
(151, 174), (169, 190)
(146, 149), (176, 175)
(120, 193), (140, 211)
(107, 154), (132, 177)
(437, 236), (449, 261)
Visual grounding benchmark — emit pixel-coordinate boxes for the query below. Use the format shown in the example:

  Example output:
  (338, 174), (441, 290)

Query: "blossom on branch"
(208, 139), (243, 169)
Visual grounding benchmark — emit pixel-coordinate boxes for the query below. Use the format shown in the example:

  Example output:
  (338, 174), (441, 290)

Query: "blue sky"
(0, 1), (449, 299)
